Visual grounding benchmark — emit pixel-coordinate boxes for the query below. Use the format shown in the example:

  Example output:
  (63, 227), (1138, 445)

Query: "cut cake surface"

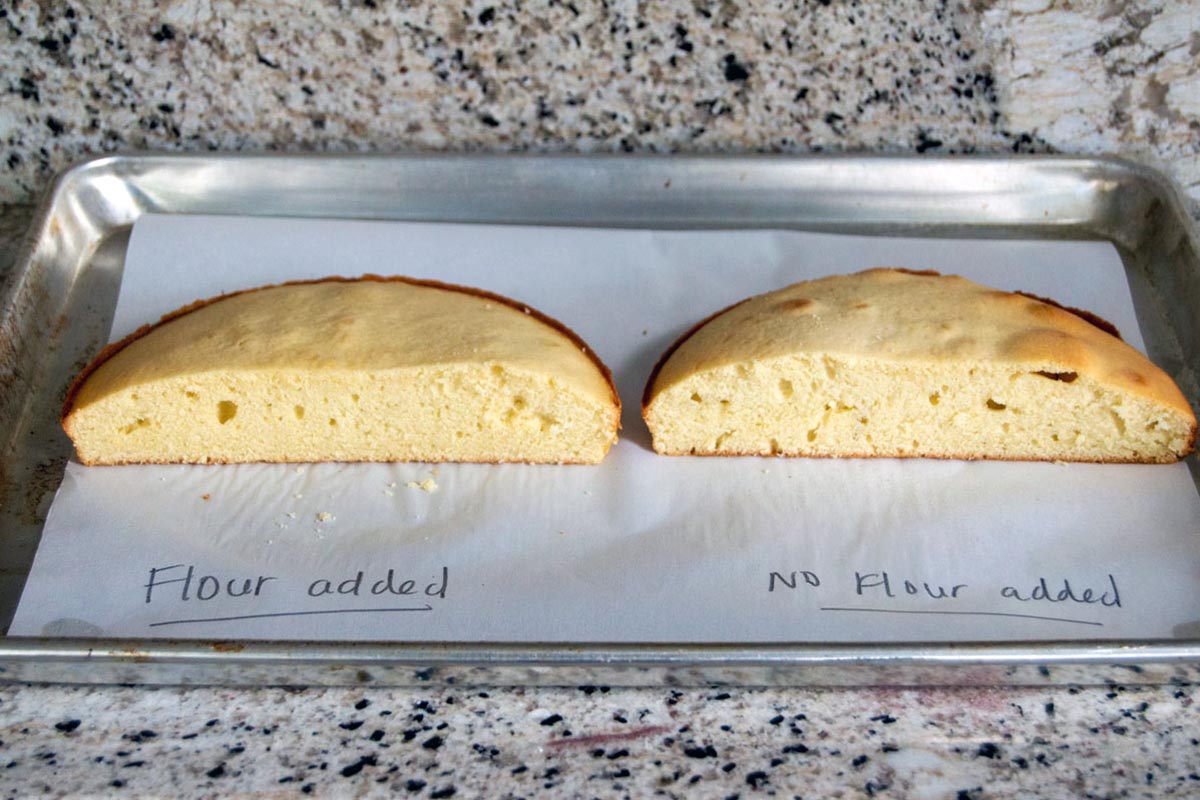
(643, 268), (1196, 463)
(63, 276), (620, 465)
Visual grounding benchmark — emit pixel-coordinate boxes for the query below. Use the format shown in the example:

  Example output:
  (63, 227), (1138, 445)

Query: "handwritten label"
(143, 564), (449, 629)
(769, 568), (1123, 628)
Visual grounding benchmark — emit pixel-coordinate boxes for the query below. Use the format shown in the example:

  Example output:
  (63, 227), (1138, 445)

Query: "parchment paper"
(12, 215), (1200, 642)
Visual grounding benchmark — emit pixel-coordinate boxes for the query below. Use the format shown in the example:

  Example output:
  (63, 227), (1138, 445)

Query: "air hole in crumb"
(986, 399), (1006, 410)
(351, 394), (360, 403)
(769, 438), (781, 454)
(1034, 370), (1078, 383)
(294, 406), (305, 420)
(185, 391), (198, 400)
(512, 397), (528, 411)
(491, 365), (504, 376)
(929, 393), (940, 406)
(121, 418), (151, 434)
(217, 401), (237, 424)
(779, 379), (794, 398)
(690, 392), (702, 403)
(329, 418), (337, 426)
(859, 417), (869, 425)
(807, 429), (818, 443)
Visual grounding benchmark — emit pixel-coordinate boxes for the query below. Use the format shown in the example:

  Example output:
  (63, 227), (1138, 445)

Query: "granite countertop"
(3, 0), (1200, 796)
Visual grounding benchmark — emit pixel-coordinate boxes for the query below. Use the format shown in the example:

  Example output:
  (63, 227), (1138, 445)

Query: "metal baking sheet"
(1, 154), (1198, 687)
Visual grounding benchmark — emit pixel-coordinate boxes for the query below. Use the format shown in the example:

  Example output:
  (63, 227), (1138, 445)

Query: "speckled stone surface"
(2, 0), (1032, 204)
(3, 0), (1200, 796)
(4, 683), (1200, 798)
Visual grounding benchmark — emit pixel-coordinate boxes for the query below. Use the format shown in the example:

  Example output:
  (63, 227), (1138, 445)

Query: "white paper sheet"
(12, 215), (1200, 642)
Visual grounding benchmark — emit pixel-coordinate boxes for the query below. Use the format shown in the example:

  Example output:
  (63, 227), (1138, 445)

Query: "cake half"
(643, 269), (1196, 462)
(63, 276), (620, 465)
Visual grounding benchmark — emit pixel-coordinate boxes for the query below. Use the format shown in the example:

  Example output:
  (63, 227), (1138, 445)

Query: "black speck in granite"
(721, 761), (736, 773)
(354, 699), (371, 710)
(405, 778), (426, 791)
(977, 742), (1001, 759)
(338, 755), (376, 778)
(339, 720), (364, 731)
(429, 787), (456, 799)
(870, 714), (897, 724)
(54, 720), (80, 734)
(45, 116), (65, 135)
(782, 744), (809, 754)
(369, 729), (385, 742)
(915, 127), (943, 152)
(852, 754), (870, 768)
(477, 7), (495, 24)
(746, 770), (769, 788)
(150, 24), (174, 42)
(722, 53), (749, 81)
(206, 763), (226, 779)
(540, 714), (563, 726)
(684, 745), (718, 759)
(769, 715), (785, 725)
(421, 734), (443, 750)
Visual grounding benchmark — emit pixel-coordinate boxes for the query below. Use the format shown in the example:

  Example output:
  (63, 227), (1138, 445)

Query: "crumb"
(405, 478), (439, 493)
(316, 511), (334, 522)
(294, 466), (304, 474)
(430, 467), (439, 476)
(287, 512), (296, 519)
(584, 489), (592, 496)
(293, 492), (303, 499)
(558, 530), (566, 536)
(642, 329), (648, 336)
(387, 481), (397, 488)
(761, 468), (769, 474)
(384, 489), (394, 497)
(202, 493), (211, 501)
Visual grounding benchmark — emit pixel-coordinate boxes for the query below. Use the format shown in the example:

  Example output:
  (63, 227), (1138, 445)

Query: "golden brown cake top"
(644, 268), (1193, 421)
(64, 275), (619, 416)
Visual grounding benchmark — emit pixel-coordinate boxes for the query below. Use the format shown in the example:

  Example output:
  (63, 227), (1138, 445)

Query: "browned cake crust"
(642, 269), (1127, 415)
(642, 268), (1195, 463)
(62, 274), (621, 427)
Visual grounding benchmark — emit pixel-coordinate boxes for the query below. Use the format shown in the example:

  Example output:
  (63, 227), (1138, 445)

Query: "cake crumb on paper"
(405, 478), (439, 493)
(316, 511), (334, 522)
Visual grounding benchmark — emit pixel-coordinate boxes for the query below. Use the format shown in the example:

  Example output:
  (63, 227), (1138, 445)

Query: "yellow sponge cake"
(63, 276), (620, 465)
(643, 269), (1195, 463)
